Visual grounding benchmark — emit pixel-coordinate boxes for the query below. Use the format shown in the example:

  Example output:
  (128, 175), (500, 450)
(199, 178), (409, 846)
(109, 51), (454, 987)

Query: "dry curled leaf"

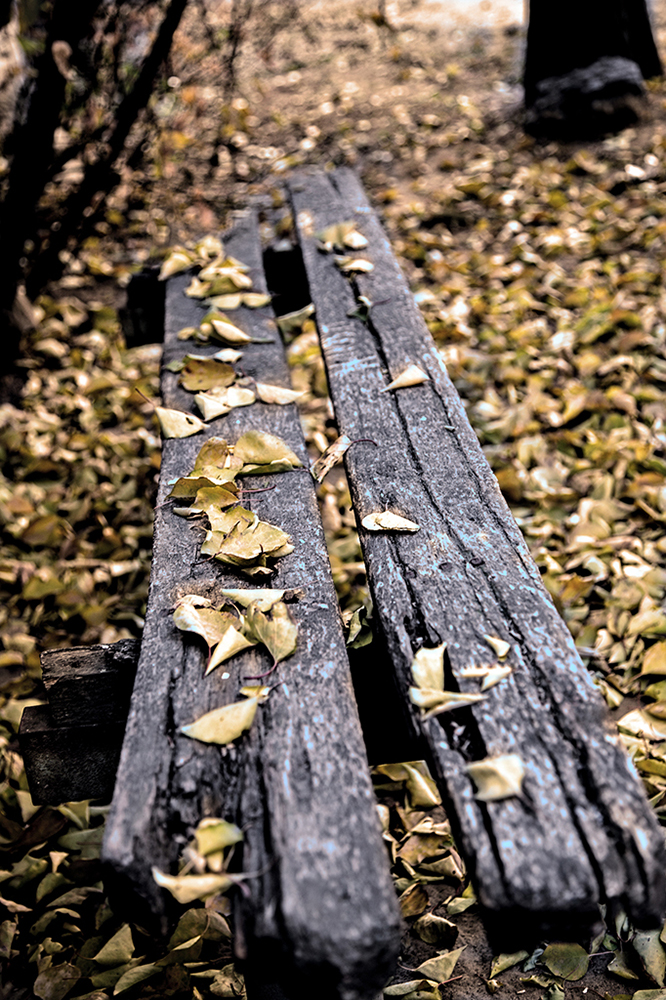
(362, 511), (420, 532)
(466, 754), (525, 801)
(254, 382), (304, 405)
(484, 635), (511, 659)
(311, 434), (353, 483)
(156, 407), (205, 439)
(411, 643), (447, 692)
(205, 626), (256, 674)
(152, 867), (240, 904)
(381, 365), (429, 392)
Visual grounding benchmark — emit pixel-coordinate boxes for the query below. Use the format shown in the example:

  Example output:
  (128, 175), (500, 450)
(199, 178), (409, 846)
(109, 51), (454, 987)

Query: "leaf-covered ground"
(4, 1), (666, 996)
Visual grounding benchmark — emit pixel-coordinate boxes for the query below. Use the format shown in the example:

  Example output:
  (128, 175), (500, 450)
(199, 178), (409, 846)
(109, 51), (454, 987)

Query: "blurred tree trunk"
(524, 0), (662, 137)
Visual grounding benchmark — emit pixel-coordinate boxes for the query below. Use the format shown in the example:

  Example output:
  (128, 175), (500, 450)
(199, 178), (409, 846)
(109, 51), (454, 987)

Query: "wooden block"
(41, 638), (140, 727)
(102, 212), (401, 1000)
(19, 705), (126, 805)
(288, 168), (666, 946)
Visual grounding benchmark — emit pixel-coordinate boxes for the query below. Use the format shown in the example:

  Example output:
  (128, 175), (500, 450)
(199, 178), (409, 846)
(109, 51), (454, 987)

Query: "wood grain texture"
(288, 168), (666, 945)
(41, 639), (139, 726)
(102, 211), (401, 1000)
(19, 705), (127, 805)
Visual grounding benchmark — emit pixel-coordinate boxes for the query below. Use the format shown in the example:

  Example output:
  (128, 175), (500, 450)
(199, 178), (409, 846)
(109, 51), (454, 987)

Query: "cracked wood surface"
(288, 167), (666, 945)
(102, 210), (401, 1000)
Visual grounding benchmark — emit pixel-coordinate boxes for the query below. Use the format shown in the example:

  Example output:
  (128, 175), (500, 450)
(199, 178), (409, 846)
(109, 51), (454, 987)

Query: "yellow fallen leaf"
(239, 684), (272, 702)
(152, 867), (237, 904)
(181, 697), (259, 745)
(242, 292), (272, 308)
(176, 326), (199, 341)
(381, 365), (429, 392)
(466, 754), (525, 801)
(410, 687), (486, 713)
(276, 303), (315, 335)
(207, 293), (243, 311)
(155, 407), (205, 438)
(641, 641), (666, 676)
(310, 434), (353, 483)
(159, 248), (195, 280)
(210, 318), (253, 345)
(205, 626), (256, 674)
(618, 708), (666, 741)
(255, 383), (304, 405)
(415, 947), (466, 984)
(173, 605), (237, 650)
(219, 589), (286, 611)
(362, 511), (420, 532)
(245, 602), (298, 666)
(411, 643), (447, 691)
(212, 348), (243, 363)
(233, 429), (303, 474)
(195, 393), (232, 421)
(484, 634), (511, 659)
(337, 257), (374, 273)
(194, 818), (243, 856)
(480, 665), (512, 691)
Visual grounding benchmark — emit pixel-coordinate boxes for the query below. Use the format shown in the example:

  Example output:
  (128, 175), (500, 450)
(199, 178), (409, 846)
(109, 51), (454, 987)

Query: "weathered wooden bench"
(20, 167), (666, 998)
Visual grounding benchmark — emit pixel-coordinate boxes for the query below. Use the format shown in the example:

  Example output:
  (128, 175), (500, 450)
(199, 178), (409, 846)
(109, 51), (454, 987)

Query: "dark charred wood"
(288, 167), (666, 948)
(19, 639), (140, 804)
(19, 705), (127, 805)
(102, 212), (401, 1000)
(524, 0), (662, 138)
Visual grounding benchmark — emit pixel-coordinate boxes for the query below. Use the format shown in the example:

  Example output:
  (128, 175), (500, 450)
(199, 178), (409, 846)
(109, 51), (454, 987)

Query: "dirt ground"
(4, 1), (666, 997)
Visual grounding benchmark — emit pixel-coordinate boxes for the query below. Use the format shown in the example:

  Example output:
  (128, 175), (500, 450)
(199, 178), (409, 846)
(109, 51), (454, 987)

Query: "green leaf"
(541, 942), (589, 981)
(413, 912), (458, 948)
(112, 965), (159, 995)
(194, 818), (244, 856)
(633, 929), (666, 985)
(415, 946), (466, 983)
(489, 951), (529, 978)
(181, 697), (259, 745)
(92, 923), (134, 967)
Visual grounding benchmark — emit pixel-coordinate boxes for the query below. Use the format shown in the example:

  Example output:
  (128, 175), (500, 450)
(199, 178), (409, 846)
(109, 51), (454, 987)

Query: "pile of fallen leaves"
(5, 0), (666, 997)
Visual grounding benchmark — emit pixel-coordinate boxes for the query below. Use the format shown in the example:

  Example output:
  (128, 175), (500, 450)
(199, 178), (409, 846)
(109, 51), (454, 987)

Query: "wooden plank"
(19, 705), (127, 805)
(102, 211), (401, 999)
(288, 168), (666, 945)
(41, 639), (140, 727)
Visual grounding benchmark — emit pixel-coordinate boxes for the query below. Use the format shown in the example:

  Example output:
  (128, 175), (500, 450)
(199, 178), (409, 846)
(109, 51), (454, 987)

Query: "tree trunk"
(524, 0), (662, 137)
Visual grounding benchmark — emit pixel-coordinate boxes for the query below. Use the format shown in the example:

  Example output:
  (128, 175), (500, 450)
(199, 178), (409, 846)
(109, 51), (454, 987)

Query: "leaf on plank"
(159, 248), (196, 280)
(234, 430), (303, 475)
(174, 594), (212, 610)
(245, 601), (298, 665)
(362, 511), (420, 532)
(219, 589), (287, 611)
(209, 317), (253, 345)
(206, 626), (257, 674)
(336, 256), (374, 273)
(173, 605), (237, 651)
(276, 303), (315, 335)
(381, 365), (429, 392)
(239, 684), (272, 702)
(194, 819), (243, 857)
(255, 382), (304, 405)
(195, 386), (255, 420)
(310, 434), (352, 483)
(316, 220), (367, 251)
(212, 348), (243, 363)
(156, 407), (205, 439)
(207, 294), (243, 311)
(180, 357), (236, 392)
(411, 643), (446, 691)
(181, 697), (259, 745)
(484, 635), (511, 659)
(409, 687), (486, 714)
(481, 665), (512, 691)
(189, 485), (240, 516)
(466, 754), (525, 801)
(152, 867), (240, 904)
